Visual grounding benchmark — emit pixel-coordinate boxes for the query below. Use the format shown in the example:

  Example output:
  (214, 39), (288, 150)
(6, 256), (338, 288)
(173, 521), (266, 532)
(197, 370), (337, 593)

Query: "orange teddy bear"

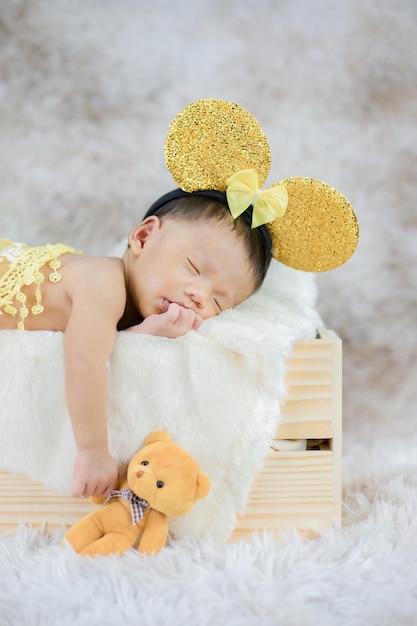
(63, 430), (210, 556)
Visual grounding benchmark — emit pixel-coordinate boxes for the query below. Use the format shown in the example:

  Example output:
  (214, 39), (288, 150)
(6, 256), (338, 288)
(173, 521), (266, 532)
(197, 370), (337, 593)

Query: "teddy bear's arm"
(138, 509), (168, 555)
(89, 495), (107, 505)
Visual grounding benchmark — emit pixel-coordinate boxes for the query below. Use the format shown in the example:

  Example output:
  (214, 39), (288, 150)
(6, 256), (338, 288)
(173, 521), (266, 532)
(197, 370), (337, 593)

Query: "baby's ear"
(144, 430), (171, 446)
(196, 471), (211, 500)
(128, 216), (160, 255)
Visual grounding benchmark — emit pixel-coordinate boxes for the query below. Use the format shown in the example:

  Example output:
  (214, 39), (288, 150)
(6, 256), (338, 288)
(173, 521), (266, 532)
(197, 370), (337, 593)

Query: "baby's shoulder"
(62, 255), (127, 320)
(63, 254), (125, 294)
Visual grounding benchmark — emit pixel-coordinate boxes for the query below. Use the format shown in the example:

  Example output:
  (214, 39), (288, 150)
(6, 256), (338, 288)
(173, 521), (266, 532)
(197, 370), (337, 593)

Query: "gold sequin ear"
(164, 99), (271, 192)
(163, 99), (359, 272)
(267, 178), (359, 272)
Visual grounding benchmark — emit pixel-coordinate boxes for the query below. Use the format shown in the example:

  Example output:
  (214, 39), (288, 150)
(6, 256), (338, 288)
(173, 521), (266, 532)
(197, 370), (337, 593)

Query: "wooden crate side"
(231, 330), (342, 541)
(277, 329), (340, 439)
(0, 471), (95, 534)
(234, 451), (336, 534)
(326, 330), (342, 524)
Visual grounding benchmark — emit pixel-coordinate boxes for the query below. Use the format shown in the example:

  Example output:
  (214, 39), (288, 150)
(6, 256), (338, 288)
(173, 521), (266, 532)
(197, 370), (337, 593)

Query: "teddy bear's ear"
(144, 430), (171, 446)
(195, 471), (211, 500)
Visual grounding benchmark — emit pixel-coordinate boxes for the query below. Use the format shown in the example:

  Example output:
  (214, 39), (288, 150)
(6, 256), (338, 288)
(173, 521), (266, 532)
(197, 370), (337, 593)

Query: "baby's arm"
(64, 311), (119, 498)
(126, 302), (203, 338)
(63, 260), (125, 498)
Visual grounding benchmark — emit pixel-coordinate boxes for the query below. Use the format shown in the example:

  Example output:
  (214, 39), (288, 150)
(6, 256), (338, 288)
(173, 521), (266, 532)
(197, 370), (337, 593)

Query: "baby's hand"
(71, 447), (119, 498)
(127, 303), (203, 338)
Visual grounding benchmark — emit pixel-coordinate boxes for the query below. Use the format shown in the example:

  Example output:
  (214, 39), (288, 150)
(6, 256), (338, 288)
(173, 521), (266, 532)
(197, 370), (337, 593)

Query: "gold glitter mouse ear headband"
(164, 99), (359, 272)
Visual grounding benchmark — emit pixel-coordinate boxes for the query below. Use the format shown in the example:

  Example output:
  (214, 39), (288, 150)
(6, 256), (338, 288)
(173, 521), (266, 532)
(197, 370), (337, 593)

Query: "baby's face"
(126, 216), (256, 321)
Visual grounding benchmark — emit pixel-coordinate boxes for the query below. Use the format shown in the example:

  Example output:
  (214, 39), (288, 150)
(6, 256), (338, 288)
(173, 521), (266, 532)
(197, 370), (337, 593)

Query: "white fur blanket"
(0, 260), (320, 542)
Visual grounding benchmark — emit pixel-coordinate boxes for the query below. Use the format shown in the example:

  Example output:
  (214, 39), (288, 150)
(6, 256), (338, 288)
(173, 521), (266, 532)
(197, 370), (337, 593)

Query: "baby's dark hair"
(143, 189), (273, 291)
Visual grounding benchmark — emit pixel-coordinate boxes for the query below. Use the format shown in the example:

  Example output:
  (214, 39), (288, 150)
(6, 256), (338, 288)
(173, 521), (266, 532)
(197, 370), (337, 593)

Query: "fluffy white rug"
(0, 0), (416, 623)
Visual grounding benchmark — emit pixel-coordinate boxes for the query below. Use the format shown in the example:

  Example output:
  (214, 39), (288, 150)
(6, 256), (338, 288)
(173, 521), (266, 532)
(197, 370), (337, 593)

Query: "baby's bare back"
(0, 248), (127, 332)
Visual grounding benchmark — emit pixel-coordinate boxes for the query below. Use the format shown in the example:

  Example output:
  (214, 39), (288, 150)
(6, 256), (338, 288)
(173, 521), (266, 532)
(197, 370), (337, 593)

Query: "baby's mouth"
(161, 299), (190, 313)
(161, 298), (170, 313)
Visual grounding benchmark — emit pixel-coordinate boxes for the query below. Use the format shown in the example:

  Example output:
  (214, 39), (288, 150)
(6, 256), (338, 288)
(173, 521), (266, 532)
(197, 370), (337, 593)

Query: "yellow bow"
(225, 169), (288, 228)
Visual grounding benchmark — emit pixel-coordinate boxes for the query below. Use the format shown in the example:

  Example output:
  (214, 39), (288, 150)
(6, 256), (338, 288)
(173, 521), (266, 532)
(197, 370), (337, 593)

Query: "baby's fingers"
(168, 304), (198, 333)
(70, 476), (87, 498)
(192, 313), (203, 330)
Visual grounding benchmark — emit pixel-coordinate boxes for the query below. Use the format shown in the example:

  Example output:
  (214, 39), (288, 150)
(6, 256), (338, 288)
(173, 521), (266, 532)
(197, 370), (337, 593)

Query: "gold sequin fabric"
(267, 178), (359, 272)
(165, 99), (271, 192)
(0, 240), (80, 329)
(163, 99), (359, 271)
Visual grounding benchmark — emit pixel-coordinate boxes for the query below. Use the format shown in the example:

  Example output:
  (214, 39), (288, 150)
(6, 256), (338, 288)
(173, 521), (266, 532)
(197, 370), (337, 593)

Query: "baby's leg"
(80, 532), (137, 556)
(63, 511), (106, 553)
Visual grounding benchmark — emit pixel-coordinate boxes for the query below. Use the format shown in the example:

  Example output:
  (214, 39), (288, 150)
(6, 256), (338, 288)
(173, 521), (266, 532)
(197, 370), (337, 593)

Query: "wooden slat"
(278, 329), (340, 440)
(0, 471), (95, 533)
(235, 451), (335, 528)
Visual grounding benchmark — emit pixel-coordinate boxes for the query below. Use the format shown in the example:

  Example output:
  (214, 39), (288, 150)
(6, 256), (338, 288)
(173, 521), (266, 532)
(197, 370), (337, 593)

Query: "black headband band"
(144, 188), (228, 218)
(143, 188), (273, 254)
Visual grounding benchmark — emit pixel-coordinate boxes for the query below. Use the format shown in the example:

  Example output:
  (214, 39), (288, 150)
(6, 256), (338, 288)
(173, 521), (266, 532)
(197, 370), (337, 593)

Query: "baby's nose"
(186, 284), (208, 307)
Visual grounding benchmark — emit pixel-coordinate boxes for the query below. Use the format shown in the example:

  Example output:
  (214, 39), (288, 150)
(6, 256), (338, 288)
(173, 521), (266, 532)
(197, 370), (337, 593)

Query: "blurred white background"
(0, 0), (416, 445)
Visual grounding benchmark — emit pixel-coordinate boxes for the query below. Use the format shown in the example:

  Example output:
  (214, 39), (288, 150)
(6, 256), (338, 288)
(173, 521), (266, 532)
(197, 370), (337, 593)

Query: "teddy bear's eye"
(156, 480), (164, 488)
(141, 460), (149, 466)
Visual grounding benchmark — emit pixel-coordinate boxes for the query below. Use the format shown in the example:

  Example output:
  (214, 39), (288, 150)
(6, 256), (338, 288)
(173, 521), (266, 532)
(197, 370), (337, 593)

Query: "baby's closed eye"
(187, 257), (200, 275)
(213, 298), (222, 312)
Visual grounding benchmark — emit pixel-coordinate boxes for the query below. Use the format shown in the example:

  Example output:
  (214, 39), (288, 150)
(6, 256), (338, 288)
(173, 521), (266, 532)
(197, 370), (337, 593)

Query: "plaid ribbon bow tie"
(105, 488), (150, 525)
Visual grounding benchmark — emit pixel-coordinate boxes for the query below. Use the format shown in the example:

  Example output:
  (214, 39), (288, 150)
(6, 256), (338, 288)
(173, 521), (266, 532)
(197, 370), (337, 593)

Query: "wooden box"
(231, 328), (342, 540)
(0, 329), (342, 538)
